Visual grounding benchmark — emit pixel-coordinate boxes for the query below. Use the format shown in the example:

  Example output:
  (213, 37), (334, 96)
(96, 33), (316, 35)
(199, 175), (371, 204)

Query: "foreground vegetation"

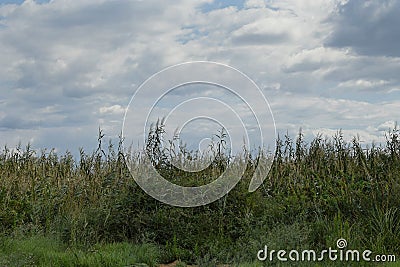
(1, 125), (400, 266)
(0, 235), (159, 267)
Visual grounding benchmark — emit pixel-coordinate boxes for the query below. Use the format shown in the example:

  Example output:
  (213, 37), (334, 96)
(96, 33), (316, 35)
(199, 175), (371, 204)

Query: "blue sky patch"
(177, 25), (208, 44)
(200, 0), (245, 13)
(0, 0), (50, 5)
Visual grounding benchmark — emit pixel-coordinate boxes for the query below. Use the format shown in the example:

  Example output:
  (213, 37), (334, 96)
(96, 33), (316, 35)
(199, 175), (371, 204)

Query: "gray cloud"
(326, 0), (400, 57)
(0, 114), (40, 129)
(231, 32), (290, 45)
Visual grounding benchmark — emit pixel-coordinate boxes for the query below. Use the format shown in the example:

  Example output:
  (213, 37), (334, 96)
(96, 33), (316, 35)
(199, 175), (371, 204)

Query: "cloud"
(338, 79), (390, 88)
(377, 120), (397, 132)
(99, 105), (125, 115)
(282, 47), (351, 73)
(0, 0), (213, 155)
(230, 16), (296, 46)
(0, 114), (41, 129)
(0, 0), (400, 157)
(326, 0), (400, 57)
(270, 92), (400, 144)
(231, 31), (289, 46)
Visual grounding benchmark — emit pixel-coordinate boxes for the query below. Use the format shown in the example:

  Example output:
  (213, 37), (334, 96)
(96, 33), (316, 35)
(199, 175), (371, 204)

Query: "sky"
(1, 0), (400, 158)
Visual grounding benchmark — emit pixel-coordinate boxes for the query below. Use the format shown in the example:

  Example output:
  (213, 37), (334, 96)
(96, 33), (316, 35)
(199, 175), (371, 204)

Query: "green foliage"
(0, 126), (400, 265)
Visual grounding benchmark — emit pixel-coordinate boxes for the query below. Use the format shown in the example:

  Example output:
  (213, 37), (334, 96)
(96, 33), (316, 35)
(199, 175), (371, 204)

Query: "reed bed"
(1, 125), (400, 265)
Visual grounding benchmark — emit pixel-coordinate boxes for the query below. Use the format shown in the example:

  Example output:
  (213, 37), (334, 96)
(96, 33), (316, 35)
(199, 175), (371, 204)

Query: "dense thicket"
(1, 126), (399, 264)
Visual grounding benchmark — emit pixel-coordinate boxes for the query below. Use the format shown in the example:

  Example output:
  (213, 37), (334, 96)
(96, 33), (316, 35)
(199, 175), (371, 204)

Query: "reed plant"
(1, 124), (400, 265)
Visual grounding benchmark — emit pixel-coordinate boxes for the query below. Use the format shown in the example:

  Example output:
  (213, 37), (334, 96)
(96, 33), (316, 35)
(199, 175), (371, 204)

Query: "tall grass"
(0, 235), (159, 267)
(1, 125), (400, 265)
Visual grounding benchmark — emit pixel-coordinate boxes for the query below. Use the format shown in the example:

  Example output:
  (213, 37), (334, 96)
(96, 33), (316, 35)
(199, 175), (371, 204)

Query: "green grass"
(0, 126), (400, 265)
(0, 235), (159, 267)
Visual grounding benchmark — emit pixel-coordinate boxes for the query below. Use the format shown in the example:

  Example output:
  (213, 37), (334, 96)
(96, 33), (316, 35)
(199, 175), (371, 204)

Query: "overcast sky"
(1, 0), (399, 157)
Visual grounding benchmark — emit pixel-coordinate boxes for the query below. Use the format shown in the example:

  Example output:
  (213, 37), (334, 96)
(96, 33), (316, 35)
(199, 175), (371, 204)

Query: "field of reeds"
(1, 124), (400, 266)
